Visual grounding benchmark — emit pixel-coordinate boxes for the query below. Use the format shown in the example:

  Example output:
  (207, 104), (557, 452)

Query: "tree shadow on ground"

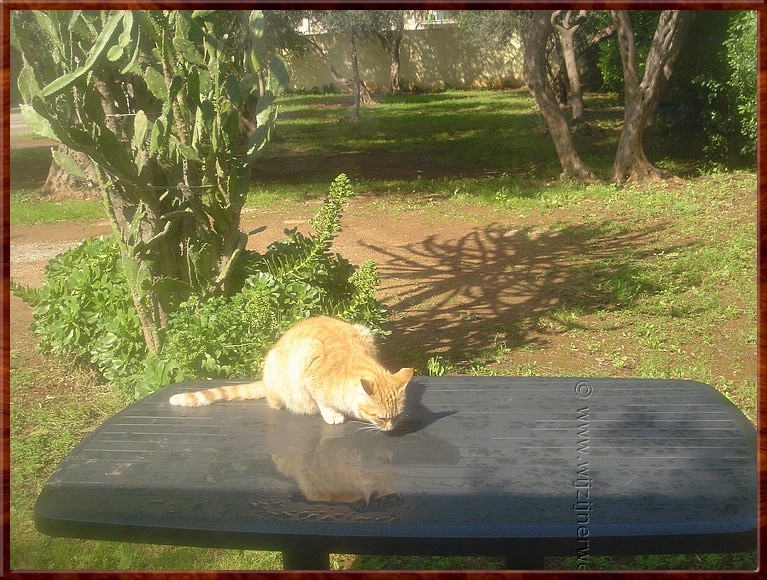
(368, 220), (691, 368)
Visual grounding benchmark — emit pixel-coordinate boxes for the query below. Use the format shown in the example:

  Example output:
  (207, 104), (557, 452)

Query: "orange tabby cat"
(169, 316), (414, 432)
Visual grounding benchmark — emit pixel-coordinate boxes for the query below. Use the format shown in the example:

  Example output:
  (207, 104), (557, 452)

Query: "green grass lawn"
(9, 89), (757, 570)
(10, 89), (706, 224)
(9, 146), (103, 224)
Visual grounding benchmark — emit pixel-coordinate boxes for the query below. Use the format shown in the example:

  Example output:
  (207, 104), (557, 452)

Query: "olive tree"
(311, 10), (381, 120)
(463, 9), (693, 183)
(551, 10), (587, 121)
(610, 10), (694, 182)
(12, 10), (288, 352)
(372, 10), (406, 94)
(524, 11), (597, 181)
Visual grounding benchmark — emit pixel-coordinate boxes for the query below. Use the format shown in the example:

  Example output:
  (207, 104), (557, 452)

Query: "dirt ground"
(8, 176), (756, 387)
(9, 194), (586, 371)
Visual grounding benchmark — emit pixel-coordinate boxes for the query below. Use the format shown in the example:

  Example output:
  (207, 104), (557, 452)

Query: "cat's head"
(356, 367), (414, 432)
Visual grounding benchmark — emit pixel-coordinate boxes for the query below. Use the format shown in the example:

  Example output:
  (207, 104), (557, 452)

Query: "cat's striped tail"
(169, 381), (265, 407)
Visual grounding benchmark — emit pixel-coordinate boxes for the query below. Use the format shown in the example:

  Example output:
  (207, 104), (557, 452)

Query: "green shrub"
(13, 236), (147, 381)
(722, 11), (756, 158)
(688, 12), (756, 166)
(656, 11), (756, 168)
(14, 175), (389, 400)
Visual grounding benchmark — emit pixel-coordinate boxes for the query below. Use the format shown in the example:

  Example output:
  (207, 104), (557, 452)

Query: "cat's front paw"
(319, 406), (346, 425)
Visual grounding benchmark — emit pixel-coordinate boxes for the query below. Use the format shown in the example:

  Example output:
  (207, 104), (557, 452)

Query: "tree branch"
(578, 24), (615, 56)
(610, 11), (640, 97)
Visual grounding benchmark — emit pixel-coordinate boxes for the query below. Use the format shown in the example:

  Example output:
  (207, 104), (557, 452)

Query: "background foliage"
(592, 10), (756, 167)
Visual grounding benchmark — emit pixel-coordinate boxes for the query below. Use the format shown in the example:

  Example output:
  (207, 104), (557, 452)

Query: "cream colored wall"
(284, 28), (524, 93)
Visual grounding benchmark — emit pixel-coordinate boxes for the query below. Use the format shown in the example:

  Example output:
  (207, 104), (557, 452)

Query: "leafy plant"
(427, 356), (455, 377)
(722, 11), (756, 158)
(12, 10), (288, 353)
(13, 175), (389, 399)
(12, 236), (156, 396)
(156, 174), (388, 388)
(16, 237), (146, 373)
(241, 174), (389, 333)
(655, 11), (756, 168)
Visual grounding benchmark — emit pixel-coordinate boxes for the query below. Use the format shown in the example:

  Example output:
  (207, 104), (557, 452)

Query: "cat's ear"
(394, 367), (414, 388)
(360, 377), (376, 396)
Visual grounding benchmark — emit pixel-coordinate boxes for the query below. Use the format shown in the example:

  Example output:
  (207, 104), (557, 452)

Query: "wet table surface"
(35, 377), (756, 569)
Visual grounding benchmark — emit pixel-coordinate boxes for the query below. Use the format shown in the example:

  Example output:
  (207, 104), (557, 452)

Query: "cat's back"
(273, 316), (374, 354)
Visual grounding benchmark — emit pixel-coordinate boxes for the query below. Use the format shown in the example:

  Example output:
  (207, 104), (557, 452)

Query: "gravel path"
(10, 241), (82, 264)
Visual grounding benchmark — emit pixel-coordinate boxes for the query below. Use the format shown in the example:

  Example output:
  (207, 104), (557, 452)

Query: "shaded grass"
(256, 90), (565, 184)
(255, 90), (707, 189)
(11, 89), (708, 224)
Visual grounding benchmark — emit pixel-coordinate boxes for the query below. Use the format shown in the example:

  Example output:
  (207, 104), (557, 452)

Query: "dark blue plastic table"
(35, 377), (756, 570)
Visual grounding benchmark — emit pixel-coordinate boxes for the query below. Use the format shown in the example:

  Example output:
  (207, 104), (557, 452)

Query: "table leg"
(505, 553), (545, 569)
(282, 549), (330, 570)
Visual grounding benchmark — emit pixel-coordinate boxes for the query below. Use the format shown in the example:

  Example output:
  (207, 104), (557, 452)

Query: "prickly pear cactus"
(12, 10), (288, 351)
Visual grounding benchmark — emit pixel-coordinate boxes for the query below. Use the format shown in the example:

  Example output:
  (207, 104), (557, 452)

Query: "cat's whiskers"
(350, 420), (379, 434)
(356, 420), (387, 434)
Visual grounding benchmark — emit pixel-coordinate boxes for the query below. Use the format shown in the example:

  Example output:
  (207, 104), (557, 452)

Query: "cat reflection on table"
(170, 316), (415, 432)
(269, 418), (460, 511)
(271, 431), (404, 511)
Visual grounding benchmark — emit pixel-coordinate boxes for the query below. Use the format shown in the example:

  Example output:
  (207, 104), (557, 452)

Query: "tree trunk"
(581, 23), (615, 53)
(546, 49), (568, 107)
(544, 34), (567, 107)
(611, 10), (694, 183)
(302, 34), (374, 105)
(40, 144), (94, 195)
(257, 69), (266, 98)
(350, 34), (361, 121)
(552, 10), (586, 122)
(100, 184), (164, 354)
(524, 10), (596, 182)
(377, 16), (404, 94)
(389, 35), (402, 94)
(92, 75), (181, 353)
(41, 160), (72, 193)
